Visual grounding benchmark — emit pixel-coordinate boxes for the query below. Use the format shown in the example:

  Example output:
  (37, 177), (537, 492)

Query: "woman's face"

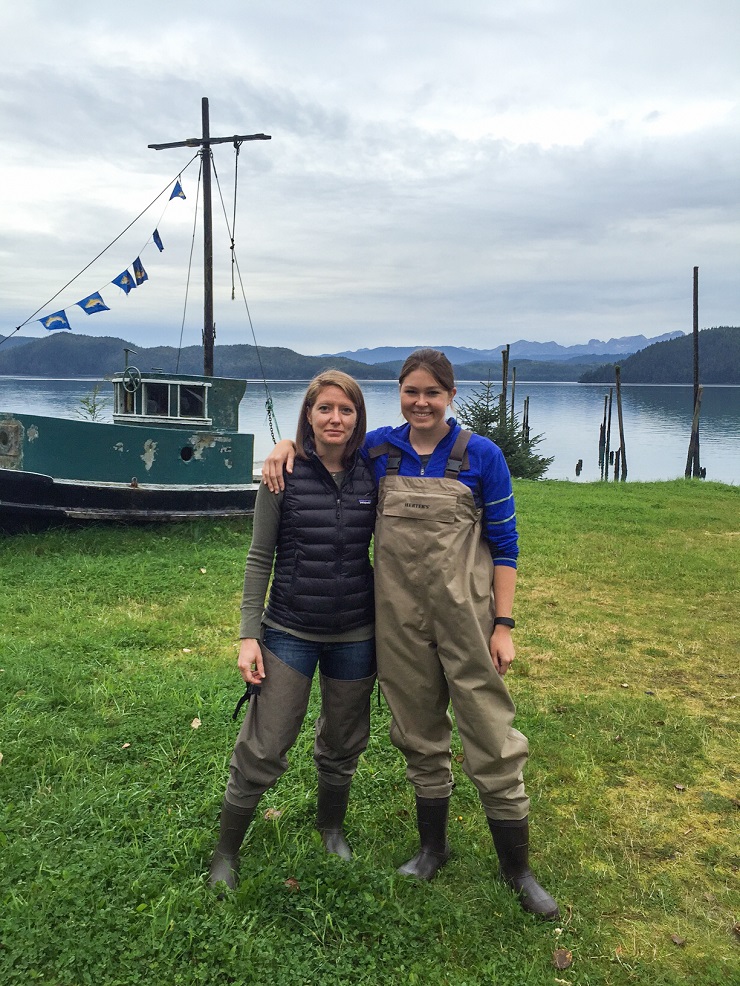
(307, 385), (358, 456)
(399, 368), (456, 438)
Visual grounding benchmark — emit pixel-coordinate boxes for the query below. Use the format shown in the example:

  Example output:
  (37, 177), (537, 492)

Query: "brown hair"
(295, 369), (367, 467)
(398, 348), (456, 392)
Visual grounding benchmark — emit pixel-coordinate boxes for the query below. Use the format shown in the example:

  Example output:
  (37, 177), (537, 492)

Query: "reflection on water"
(2, 376), (738, 485)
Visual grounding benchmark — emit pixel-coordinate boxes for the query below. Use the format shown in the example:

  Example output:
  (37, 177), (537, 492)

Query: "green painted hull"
(0, 413), (253, 485)
(0, 371), (257, 526)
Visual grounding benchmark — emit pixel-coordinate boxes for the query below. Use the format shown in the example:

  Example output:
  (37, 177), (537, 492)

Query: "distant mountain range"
(326, 333), (685, 364)
(2, 328), (736, 384)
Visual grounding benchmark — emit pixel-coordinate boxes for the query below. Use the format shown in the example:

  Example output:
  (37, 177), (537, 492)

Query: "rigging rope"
(176, 160), (203, 373)
(7, 153), (200, 339)
(212, 151), (280, 444)
(231, 140), (242, 300)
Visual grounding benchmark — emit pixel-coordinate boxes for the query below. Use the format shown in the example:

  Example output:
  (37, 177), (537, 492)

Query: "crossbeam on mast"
(148, 97), (271, 376)
(148, 134), (271, 150)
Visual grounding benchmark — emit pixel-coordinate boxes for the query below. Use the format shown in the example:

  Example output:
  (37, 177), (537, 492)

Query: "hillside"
(0, 335), (34, 351)
(0, 333), (621, 382)
(578, 326), (740, 384)
(0, 334), (397, 381)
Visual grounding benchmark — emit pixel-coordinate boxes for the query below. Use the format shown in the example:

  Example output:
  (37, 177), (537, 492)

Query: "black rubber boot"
(398, 796), (451, 881)
(487, 816), (560, 920)
(208, 800), (257, 893)
(316, 780), (353, 860)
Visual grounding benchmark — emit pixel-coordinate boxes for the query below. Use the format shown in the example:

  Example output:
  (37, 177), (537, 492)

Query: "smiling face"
(306, 385), (359, 459)
(399, 368), (456, 445)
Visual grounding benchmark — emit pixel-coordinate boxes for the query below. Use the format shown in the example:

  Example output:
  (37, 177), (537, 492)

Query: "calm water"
(2, 376), (739, 484)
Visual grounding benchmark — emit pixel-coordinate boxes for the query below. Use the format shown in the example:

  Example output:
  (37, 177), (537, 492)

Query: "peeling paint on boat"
(140, 439), (157, 471)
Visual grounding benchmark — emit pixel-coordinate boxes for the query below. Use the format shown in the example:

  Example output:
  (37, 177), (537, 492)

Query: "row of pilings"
(598, 367), (628, 481)
(597, 266), (705, 482)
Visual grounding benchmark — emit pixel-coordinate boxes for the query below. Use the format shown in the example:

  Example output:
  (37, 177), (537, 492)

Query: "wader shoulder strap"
(367, 441), (403, 475)
(444, 429), (472, 479)
(368, 431), (473, 478)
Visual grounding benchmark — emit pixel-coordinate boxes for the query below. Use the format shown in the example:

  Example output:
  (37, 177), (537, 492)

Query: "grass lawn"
(1, 479), (738, 985)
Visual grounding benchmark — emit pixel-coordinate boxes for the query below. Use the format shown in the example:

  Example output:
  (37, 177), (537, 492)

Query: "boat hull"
(0, 406), (257, 530)
(0, 466), (257, 528)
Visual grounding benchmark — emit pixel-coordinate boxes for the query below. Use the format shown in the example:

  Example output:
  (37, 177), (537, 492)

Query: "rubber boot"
(398, 796), (451, 880)
(487, 816), (560, 920)
(316, 780), (353, 860)
(208, 799), (257, 894)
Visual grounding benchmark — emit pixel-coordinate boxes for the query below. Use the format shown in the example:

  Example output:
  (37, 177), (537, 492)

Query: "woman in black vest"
(209, 370), (377, 892)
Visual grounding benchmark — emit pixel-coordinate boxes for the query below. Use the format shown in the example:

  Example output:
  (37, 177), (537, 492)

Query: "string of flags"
(37, 180), (185, 332)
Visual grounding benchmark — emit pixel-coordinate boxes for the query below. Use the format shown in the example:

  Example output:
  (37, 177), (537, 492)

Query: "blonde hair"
(295, 369), (367, 467)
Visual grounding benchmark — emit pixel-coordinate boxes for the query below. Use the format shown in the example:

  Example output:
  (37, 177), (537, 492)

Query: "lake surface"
(2, 376), (739, 485)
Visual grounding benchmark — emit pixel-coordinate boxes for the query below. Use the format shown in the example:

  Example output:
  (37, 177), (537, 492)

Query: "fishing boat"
(0, 98), (270, 529)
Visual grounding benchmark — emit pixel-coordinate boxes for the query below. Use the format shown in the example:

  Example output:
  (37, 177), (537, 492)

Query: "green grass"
(1, 481), (738, 985)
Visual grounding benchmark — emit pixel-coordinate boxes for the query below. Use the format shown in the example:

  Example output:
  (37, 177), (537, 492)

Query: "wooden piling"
(500, 345), (510, 426)
(685, 385), (704, 479)
(615, 367), (628, 480)
(599, 394), (608, 477)
(510, 367), (516, 425)
(604, 387), (613, 480)
(685, 266), (702, 478)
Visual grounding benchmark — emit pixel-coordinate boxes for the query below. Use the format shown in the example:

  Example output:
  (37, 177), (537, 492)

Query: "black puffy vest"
(265, 450), (377, 633)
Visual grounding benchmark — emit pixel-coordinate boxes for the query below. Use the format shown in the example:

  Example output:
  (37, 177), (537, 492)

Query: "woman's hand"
(262, 440), (296, 493)
(237, 638), (265, 685)
(490, 626), (515, 676)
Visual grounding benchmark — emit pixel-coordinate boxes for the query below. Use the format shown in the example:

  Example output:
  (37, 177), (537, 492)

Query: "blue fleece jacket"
(363, 418), (518, 568)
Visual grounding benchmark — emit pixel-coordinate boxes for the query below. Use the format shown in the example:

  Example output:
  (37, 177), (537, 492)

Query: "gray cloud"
(1, 1), (738, 355)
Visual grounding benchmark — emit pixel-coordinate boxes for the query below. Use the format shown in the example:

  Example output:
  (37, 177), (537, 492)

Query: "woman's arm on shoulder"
(262, 439), (296, 492)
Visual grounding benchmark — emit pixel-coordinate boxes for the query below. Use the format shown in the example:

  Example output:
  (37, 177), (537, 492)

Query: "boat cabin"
(111, 369), (245, 432)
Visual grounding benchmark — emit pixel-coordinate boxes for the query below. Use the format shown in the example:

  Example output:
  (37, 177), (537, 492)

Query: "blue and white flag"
(132, 257), (148, 285)
(76, 292), (110, 315)
(39, 310), (71, 331)
(170, 180), (186, 200)
(152, 228), (164, 252)
(113, 270), (136, 294)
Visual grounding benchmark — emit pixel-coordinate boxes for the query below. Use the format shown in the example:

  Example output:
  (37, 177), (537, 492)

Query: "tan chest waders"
(372, 430), (530, 820)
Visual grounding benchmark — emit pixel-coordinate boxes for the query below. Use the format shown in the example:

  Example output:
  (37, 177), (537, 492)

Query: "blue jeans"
(263, 627), (376, 681)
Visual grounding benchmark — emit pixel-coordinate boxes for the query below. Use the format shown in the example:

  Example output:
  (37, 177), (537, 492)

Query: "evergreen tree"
(456, 376), (553, 480)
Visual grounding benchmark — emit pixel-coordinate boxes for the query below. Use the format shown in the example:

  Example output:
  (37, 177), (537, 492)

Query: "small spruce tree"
(456, 376), (552, 480)
(77, 384), (109, 422)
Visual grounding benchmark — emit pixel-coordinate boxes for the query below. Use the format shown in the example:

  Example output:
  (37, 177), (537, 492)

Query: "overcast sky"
(1, 0), (738, 356)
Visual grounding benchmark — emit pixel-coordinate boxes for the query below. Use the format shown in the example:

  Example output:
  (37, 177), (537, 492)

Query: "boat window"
(145, 383), (169, 417)
(180, 385), (206, 418)
(115, 383), (136, 415)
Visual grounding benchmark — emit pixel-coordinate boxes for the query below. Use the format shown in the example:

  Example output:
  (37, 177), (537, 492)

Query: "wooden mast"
(148, 97), (271, 375)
